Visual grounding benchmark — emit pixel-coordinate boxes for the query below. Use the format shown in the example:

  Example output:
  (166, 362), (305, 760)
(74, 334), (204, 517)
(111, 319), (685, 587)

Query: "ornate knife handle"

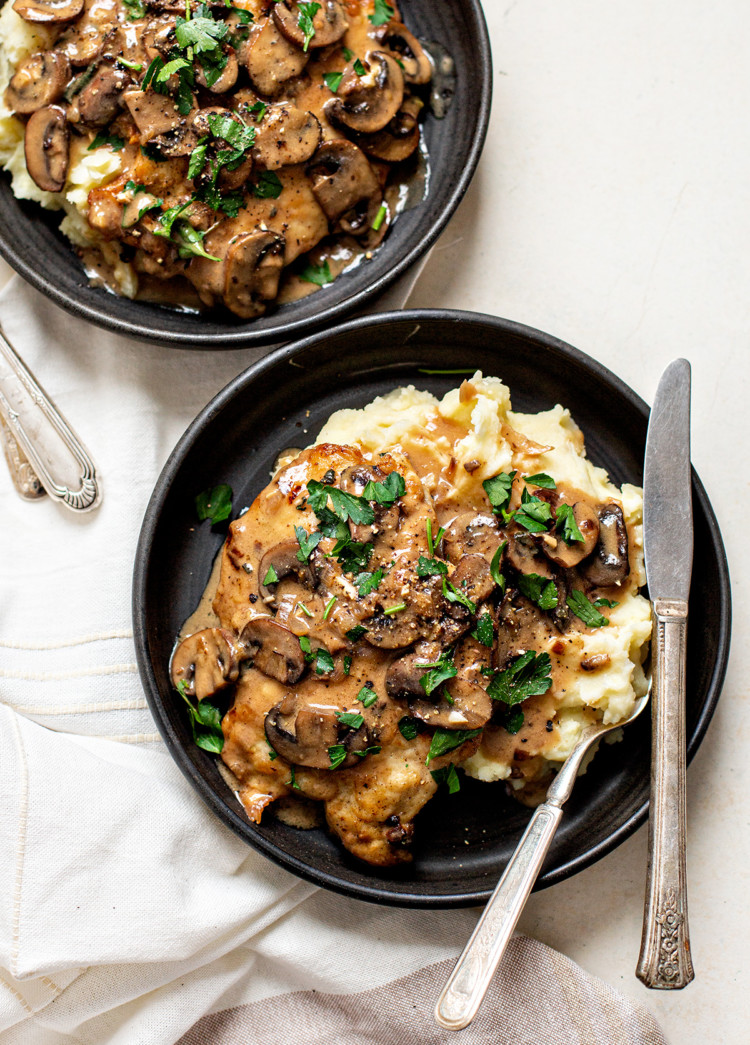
(0, 326), (100, 512)
(636, 598), (694, 989)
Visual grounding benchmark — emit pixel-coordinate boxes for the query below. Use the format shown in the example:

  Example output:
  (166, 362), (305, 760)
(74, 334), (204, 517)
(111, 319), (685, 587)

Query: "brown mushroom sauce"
(4, 0), (435, 316)
(171, 403), (644, 867)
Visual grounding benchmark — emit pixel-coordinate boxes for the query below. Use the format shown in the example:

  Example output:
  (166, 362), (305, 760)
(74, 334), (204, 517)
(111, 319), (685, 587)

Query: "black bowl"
(133, 310), (731, 906)
(0, 2), (491, 348)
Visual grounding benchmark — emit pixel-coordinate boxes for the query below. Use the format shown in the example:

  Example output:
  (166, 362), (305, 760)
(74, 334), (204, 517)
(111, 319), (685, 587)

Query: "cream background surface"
(0, 0), (747, 1041)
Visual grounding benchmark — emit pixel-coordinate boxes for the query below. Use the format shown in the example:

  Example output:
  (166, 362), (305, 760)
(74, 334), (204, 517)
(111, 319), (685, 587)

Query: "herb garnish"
(369, 0), (395, 26)
(88, 132), (124, 152)
(336, 710), (364, 730)
(299, 635), (335, 672)
(398, 716), (419, 741)
(430, 762), (461, 793)
(471, 611), (494, 648)
(263, 564), (279, 586)
(295, 526), (322, 562)
(594, 597), (619, 608)
(371, 203), (387, 231)
(362, 471), (405, 504)
(357, 685), (378, 708)
(489, 541), (507, 591)
(517, 573), (559, 611)
(195, 483), (233, 524)
(442, 576), (476, 613)
(176, 679), (224, 753)
(513, 487), (553, 533)
(323, 71), (344, 93)
(289, 765), (301, 789)
(483, 470), (516, 514)
(487, 651), (553, 705)
(497, 705), (525, 735)
(425, 519), (446, 557)
(122, 0), (146, 19)
(416, 555), (448, 578)
(343, 654), (352, 675)
(555, 503), (584, 544)
(252, 170), (283, 199)
(300, 260), (333, 286)
(425, 727), (482, 765)
(346, 625), (368, 642)
(353, 57), (366, 76)
(354, 568), (384, 597)
(525, 473), (556, 489)
(297, 1), (321, 50)
(419, 650), (457, 696)
(328, 744), (347, 770)
(383, 602), (406, 615)
(566, 590), (611, 628)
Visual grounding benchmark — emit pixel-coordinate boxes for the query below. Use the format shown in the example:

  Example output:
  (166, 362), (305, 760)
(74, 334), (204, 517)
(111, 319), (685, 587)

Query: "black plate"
(0, 2), (490, 348)
(133, 310), (731, 906)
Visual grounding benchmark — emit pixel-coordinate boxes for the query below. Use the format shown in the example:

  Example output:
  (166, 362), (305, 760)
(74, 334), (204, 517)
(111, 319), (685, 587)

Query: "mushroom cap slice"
(272, 0), (348, 51)
(379, 23), (433, 85)
(580, 502), (630, 587)
(353, 96), (422, 164)
(77, 62), (131, 128)
(265, 694), (373, 769)
(410, 677), (492, 731)
(449, 554), (495, 607)
(124, 88), (194, 143)
(252, 104), (321, 170)
(324, 51), (405, 135)
(24, 105), (69, 192)
(306, 139), (381, 227)
(242, 17), (309, 96)
(5, 51), (71, 114)
(339, 462), (400, 543)
(443, 511), (503, 564)
(13, 0), (83, 23)
(223, 231), (286, 319)
(171, 627), (239, 701)
(385, 648), (441, 700)
(505, 532), (555, 579)
(196, 46), (238, 94)
(241, 617), (306, 684)
(258, 539), (318, 606)
(57, 19), (115, 67)
(541, 501), (600, 569)
(364, 606), (422, 650)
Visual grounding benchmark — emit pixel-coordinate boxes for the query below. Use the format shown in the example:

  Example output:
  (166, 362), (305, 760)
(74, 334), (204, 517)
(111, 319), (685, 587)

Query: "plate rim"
(133, 307), (732, 906)
(0, 1), (492, 348)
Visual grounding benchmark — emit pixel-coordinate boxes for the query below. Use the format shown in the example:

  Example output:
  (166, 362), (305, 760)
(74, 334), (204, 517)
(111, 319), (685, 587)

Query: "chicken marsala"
(1, 0), (432, 315)
(171, 376), (652, 867)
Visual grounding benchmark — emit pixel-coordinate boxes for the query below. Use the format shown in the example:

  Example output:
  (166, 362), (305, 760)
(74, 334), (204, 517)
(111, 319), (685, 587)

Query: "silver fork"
(434, 690), (651, 1031)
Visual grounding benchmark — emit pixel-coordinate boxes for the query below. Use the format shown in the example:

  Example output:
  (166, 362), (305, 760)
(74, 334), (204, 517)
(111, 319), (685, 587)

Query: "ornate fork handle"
(0, 326), (100, 512)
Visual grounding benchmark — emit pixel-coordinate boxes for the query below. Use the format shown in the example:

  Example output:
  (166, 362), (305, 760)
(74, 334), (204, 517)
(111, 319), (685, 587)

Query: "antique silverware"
(435, 691), (650, 1031)
(0, 325), (100, 512)
(636, 358), (694, 989)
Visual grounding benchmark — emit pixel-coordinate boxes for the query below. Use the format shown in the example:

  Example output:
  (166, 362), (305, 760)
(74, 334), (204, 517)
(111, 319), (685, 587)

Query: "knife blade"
(636, 357), (694, 989)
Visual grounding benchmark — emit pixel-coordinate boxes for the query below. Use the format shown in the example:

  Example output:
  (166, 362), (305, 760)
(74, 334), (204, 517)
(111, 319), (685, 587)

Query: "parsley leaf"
(416, 555), (448, 578)
(419, 651), (457, 696)
(252, 170), (283, 198)
(594, 597), (619, 608)
(426, 727), (482, 765)
(336, 710), (364, 730)
(346, 625), (368, 642)
(369, 0), (394, 26)
(487, 651), (553, 706)
(356, 685), (377, 708)
(354, 745), (381, 758)
(176, 680), (224, 753)
(430, 762), (461, 793)
(442, 576), (476, 613)
(426, 519), (445, 557)
(122, 0), (146, 18)
(490, 541), (507, 591)
(300, 260), (333, 286)
(328, 487), (375, 525)
(514, 488), (553, 533)
(471, 611), (494, 648)
(398, 716), (419, 741)
(297, 1), (321, 50)
(517, 573), (559, 611)
(354, 567), (384, 597)
(556, 503), (585, 544)
(175, 15), (228, 53)
(363, 471), (405, 504)
(498, 705), (525, 735)
(323, 71), (344, 93)
(567, 590), (611, 628)
(335, 539), (372, 574)
(525, 472), (556, 490)
(343, 654), (352, 675)
(88, 131), (124, 152)
(195, 483), (232, 524)
(328, 744), (347, 770)
(262, 564), (279, 586)
(483, 470), (516, 514)
(289, 765), (301, 790)
(295, 526), (322, 562)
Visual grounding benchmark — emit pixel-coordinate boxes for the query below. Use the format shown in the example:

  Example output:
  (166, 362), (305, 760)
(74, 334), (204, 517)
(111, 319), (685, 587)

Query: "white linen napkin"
(0, 277), (668, 1045)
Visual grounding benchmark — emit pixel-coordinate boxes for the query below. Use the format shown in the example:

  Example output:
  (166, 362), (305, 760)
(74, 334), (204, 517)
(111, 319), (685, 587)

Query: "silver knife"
(636, 358), (694, 989)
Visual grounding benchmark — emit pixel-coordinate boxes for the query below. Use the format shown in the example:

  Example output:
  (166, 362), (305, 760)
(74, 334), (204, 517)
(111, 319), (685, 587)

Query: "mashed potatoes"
(316, 373), (651, 789)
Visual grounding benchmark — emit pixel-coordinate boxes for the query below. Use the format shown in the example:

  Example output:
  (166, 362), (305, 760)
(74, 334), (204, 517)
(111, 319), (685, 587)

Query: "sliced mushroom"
(240, 617), (306, 684)
(252, 104), (321, 170)
(410, 677), (492, 731)
(324, 51), (405, 135)
(506, 533), (555, 579)
(581, 503), (630, 587)
(196, 46), (238, 94)
(339, 463), (399, 543)
(13, 0), (83, 23)
(385, 647), (441, 700)
(272, 0), (348, 51)
(258, 539), (318, 606)
(380, 22), (432, 84)
(353, 96), (422, 163)
(222, 231), (286, 319)
(447, 554), (494, 609)
(57, 19), (115, 67)
(443, 511), (503, 565)
(306, 139), (381, 234)
(365, 607), (422, 650)
(265, 693), (373, 769)
(242, 17), (309, 96)
(171, 627), (239, 700)
(5, 51), (71, 114)
(24, 105), (69, 192)
(77, 62), (131, 127)
(541, 502), (600, 569)
(124, 88), (191, 142)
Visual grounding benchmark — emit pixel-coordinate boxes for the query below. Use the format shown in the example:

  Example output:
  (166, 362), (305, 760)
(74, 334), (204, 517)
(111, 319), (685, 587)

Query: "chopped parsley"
(354, 745), (381, 758)
(328, 743), (347, 770)
(442, 576), (476, 613)
(354, 568), (384, 596)
(195, 483), (232, 524)
(595, 597), (619, 608)
(122, 0), (146, 19)
(369, 0), (395, 27)
(471, 611), (494, 648)
(336, 710), (364, 730)
(497, 705), (525, 735)
(295, 526), (322, 562)
(298, 636), (335, 673)
(362, 471), (405, 504)
(398, 716), (419, 741)
(297, 1), (321, 50)
(567, 590), (611, 628)
(383, 602), (406, 615)
(487, 650), (553, 706)
(262, 564), (279, 586)
(426, 519), (446, 556)
(556, 503), (585, 544)
(419, 650), (457, 696)
(525, 473), (556, 490)
(343, 654), (352, 675)
(267, 743), (278, 761)
(252, 170), (283, 199)
(517, 573), (559, 611)
(87, 132), (124, 152)
(430, 763), (461, 794)
(483, 470), (516, 514)
(356, 684), (378, 708)
(323, 71), (344, 93)
(346, 625), (368, 642)
(289, 765), (301, 790)
(416, 555), (448, 578)
(513, 488), (553, 533)
(300, 260), (333, 286)
(490, 542), (507, 591)
(426, 727), (482, 765)
(176, 679), (224, 753)
(353, 57), (367, 76)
